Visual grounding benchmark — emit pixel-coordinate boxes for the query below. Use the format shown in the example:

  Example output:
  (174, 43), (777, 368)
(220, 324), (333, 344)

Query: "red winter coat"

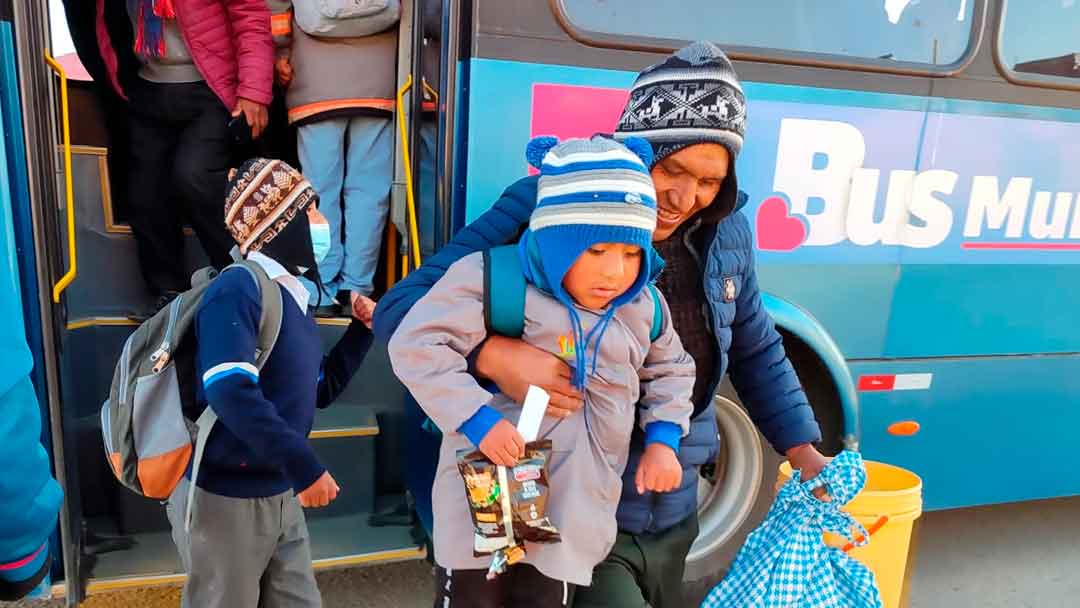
(95, 0), (274, 110)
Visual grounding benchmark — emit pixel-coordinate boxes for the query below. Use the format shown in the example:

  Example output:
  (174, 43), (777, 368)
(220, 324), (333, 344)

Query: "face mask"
(310, 223), (331, 264)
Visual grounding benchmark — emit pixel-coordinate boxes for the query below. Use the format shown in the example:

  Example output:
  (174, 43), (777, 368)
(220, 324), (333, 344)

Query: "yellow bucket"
(777, 460), (922, 608)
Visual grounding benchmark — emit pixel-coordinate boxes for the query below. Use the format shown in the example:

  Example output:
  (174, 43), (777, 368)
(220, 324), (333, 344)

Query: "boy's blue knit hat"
(522, 134), (657, 309)
(519, 135), (658, 390)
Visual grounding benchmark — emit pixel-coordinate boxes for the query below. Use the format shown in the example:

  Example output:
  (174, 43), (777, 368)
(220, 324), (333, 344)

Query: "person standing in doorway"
(95, 0), (273, 309)
(269, 1), (398, 320)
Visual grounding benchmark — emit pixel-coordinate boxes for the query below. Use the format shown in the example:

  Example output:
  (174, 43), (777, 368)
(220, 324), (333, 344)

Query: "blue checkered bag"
(701, 450), (883, 608)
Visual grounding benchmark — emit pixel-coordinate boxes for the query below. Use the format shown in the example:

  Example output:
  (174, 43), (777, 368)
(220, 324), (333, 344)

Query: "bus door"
(13, 0), (447, 600)
(5, 0), (86, 602)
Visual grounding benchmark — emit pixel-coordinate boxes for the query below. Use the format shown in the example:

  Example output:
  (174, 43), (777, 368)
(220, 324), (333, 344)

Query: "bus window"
(556, 0), (977, 67)
(999, 0), (1080, 83)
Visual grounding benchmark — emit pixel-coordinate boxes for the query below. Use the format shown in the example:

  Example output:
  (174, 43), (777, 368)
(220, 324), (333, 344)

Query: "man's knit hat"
(224, 158), (318, 255)
(615, 41), (746, 165)
(520, 135), (658, 389)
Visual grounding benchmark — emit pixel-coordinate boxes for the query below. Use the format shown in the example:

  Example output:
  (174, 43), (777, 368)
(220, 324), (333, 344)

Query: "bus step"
(81, 496), (424, 595)
(310, 402), (379, 439)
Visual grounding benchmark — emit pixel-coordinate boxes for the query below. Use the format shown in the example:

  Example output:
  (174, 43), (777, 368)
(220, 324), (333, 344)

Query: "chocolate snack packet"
(457, 440), (561, 557)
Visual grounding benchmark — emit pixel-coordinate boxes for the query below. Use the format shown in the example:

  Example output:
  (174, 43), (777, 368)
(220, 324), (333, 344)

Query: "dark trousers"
(126, 78), (235, 295)
(434, 565), (575, 608)
(573, 512), (699, 608)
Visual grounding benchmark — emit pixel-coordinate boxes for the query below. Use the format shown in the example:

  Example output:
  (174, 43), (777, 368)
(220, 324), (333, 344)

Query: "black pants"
(434, 565), (575, 608)
(126, 78), (235, 295)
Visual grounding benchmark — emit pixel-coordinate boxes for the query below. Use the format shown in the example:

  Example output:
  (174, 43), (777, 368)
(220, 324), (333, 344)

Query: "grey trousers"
(166, 478), (322, 608)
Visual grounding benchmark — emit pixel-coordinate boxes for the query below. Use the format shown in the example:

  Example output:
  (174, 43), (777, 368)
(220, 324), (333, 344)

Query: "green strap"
(647, 283), (663, 342)
(483, 245), (527, 339)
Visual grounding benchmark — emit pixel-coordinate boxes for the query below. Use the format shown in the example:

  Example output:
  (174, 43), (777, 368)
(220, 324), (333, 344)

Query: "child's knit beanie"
(523, 134), (657, 309)
(519, 135), (658, 389)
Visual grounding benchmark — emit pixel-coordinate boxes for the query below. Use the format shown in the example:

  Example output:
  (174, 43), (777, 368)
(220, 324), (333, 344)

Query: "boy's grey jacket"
(388, 252), (695, 585)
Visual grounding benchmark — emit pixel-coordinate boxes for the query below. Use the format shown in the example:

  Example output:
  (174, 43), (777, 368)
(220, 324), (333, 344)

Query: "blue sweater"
(195, 267), (372, 498)
(0, 274), (60, 599)
(374, 176), (821, 534)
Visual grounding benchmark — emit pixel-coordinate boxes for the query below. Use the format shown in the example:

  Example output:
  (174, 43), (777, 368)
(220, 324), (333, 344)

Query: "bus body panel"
(464, 56), (1080, 510)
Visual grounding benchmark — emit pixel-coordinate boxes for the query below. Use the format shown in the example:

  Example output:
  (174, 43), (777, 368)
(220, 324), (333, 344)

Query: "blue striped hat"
(523, 135), (657, 310)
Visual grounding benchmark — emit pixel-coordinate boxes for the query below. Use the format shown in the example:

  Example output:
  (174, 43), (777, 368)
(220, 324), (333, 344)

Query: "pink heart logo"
(755, 196), (807, 252)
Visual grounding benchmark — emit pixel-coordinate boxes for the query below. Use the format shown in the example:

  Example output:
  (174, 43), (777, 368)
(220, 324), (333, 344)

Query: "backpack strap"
(186, 260), (283, 531)
(483, 245), (527, 339)
(233, 260), (285, 369)
(647, 283), (663, 343)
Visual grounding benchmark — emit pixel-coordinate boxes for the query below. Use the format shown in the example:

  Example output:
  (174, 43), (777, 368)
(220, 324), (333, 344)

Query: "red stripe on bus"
(962, 242), (1080, 251)
(858, 375), (896, 391)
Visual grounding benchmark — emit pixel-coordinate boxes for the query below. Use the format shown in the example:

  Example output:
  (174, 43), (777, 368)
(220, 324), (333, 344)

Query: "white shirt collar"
(246, 251), (310, 312)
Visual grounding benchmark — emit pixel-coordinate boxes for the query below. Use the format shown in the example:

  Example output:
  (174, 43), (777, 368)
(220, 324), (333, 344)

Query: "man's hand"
(232, 97), (269, 139)
(297, 471), (340, 508)
(275, 56), (293, 88)
(787, 443), (831, 500)
(636, 443), (682, 494)
(475, 335), (584, 418)
(478, 419), (525, 466)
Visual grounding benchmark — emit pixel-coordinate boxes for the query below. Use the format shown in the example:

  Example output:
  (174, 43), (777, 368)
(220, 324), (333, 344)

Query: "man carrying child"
(389, 136), (695, 606)
(376, 42), (829, 607)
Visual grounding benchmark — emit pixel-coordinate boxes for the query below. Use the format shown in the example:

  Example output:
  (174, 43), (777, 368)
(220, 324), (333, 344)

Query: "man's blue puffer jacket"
(374, 175), (820, 536)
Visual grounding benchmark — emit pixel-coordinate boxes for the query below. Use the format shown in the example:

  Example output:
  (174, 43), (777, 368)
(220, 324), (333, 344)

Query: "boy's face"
(562, 243), (644, 310)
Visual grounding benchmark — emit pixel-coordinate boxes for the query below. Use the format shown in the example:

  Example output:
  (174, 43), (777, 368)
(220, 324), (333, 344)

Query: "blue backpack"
(419, 245), (663, 435)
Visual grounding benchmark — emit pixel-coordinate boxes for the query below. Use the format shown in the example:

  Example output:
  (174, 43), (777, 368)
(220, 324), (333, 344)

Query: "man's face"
(562, 242), (644, 310)
(649, 143), (731, 241)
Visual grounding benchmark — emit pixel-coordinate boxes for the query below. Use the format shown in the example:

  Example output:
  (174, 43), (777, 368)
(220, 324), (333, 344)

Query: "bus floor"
(5, 496), (1080, 607)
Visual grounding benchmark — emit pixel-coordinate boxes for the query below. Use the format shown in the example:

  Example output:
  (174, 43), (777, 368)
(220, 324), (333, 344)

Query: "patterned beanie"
(520, 135), (658, 389)
(615, 41), (746, 165)
(224, 158), (318, 255)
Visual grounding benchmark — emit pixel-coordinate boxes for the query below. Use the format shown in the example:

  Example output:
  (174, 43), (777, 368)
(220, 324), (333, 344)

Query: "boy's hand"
(475, 335), (584, 418)
(297, 471), (340, 508)
(275, 56), (293, 88)
(350, 292), (376, 329)
(479, 419), (526, 466)
(636, 443), (682, 494)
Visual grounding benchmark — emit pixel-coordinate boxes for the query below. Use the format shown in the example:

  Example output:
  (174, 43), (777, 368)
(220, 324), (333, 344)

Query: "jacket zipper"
(151, 295), (182, 373)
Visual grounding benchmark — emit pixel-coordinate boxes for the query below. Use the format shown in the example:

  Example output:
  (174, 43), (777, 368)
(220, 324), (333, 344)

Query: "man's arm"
(727, 259), (822, 454)
(225, 0), (274, 105)
(372, 176), (538, 343)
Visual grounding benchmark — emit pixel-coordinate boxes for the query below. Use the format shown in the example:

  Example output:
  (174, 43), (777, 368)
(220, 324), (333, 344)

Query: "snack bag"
(457, 440), (562, 578)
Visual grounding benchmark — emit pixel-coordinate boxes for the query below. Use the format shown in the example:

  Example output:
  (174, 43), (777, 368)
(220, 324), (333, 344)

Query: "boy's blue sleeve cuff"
(459, 405), (503, 448)
(644, 421), (682, 454)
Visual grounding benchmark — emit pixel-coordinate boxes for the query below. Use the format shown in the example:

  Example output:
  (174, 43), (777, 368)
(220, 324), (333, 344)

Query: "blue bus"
(2, 0), (1079, 603)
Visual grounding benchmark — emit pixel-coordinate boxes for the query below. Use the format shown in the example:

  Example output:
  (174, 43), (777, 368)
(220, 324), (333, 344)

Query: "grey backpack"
(100, 259), (283, 527)
(293, 0), (400, 38)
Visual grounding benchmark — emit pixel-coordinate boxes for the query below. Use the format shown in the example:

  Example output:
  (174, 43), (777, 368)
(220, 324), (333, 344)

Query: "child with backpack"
(166, 158), (373, 607)
(388, 136), (695, 607)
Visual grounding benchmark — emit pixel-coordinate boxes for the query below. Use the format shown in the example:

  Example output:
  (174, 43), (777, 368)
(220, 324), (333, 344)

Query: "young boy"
(389, 136), (695, 607)
(165, 158), (373, 608)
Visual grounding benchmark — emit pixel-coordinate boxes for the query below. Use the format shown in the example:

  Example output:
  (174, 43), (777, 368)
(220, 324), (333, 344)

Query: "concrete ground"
(7, 496), (1080, 607)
